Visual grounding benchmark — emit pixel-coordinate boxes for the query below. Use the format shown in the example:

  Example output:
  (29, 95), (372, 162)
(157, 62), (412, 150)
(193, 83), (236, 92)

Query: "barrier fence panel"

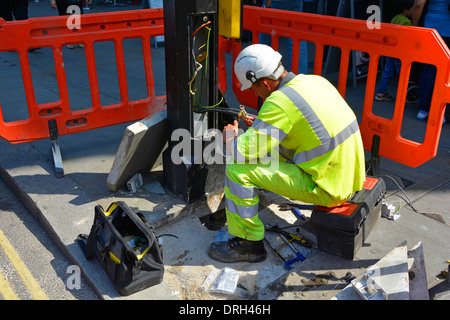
(0, 9), (166, 144)
(228, 6), (450, 168)
(1, 6), (449, 168)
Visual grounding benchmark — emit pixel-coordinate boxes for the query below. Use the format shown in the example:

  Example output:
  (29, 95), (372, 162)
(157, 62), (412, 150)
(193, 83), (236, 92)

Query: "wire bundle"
(188, 20), (224, 110)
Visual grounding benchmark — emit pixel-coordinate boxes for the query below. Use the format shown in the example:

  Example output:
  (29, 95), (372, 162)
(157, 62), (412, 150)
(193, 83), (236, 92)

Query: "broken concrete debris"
(333, 241), (428, 300)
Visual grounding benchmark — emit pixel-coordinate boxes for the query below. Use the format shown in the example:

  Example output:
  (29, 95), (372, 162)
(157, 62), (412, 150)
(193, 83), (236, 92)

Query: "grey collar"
(277, 72), (296, 89)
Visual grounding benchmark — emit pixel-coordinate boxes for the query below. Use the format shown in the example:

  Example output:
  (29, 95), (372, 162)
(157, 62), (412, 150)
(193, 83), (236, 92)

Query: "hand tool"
(265, 224), (312, 248)
(265, 224), (309, 270)
(279, 203), (316, 210)
(278, 233), (306, 270)
(264, 234), (305, 270)
(279, 203), (316, 221)
(263, 238), (286, 263)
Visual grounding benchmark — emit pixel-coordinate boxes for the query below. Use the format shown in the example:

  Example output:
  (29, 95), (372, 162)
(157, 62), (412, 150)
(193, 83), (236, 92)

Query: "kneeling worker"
(208, 44), (366, 263)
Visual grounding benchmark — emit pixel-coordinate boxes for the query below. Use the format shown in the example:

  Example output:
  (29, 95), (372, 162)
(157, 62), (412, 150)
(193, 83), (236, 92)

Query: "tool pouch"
(84, 201), (164, 296)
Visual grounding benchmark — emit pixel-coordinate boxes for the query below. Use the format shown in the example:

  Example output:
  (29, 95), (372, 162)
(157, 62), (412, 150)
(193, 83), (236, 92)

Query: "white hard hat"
(234, 44), (284, 91)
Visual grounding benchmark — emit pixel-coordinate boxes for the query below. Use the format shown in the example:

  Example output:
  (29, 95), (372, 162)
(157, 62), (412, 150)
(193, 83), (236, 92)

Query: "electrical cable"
(191, 20), (211, 37)
(189, 20), (225, 109)
(188, 50), (202, 96)
(381, 174), (418, 212)
(378, 173), (446, 224)
(366, 163), (418, 212)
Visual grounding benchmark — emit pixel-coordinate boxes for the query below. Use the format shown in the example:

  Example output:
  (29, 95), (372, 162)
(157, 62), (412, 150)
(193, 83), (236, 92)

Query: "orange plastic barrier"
(1, 6), (448, 168)
(0, 9), (166, 144)
(228, 6), (450, 168)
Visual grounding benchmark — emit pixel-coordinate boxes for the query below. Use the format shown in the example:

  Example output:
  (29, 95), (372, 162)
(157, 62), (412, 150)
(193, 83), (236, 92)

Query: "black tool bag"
(84, 201), (164, 296)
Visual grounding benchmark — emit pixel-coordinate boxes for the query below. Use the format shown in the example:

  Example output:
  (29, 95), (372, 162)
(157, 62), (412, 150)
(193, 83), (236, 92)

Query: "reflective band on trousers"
(225, 175), (257, 199)
(225, 197), (259, 218)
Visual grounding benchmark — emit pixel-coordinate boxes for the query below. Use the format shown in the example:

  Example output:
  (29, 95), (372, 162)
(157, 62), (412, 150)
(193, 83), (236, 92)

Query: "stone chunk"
(107, 109), (167, 192)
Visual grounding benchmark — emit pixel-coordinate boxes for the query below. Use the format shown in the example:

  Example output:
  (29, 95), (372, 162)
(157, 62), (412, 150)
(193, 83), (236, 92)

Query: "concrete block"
(106, 109), (167, 192)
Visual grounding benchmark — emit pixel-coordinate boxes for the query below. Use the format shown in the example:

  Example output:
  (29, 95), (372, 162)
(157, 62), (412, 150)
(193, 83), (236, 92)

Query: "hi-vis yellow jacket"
(232, 72), (366, 203)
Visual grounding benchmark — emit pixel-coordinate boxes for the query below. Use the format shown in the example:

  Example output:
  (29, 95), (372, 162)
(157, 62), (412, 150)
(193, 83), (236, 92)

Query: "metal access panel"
(162, 0), (225, 203)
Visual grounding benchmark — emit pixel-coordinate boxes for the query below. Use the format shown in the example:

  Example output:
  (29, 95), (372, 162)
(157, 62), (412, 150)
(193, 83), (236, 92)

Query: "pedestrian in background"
(375, 0), (415, 102)
(50, 0), (92, 48)
(0, 0), (28, 21)
(259, 0), (309, 74)
(412, 0), (449, 123)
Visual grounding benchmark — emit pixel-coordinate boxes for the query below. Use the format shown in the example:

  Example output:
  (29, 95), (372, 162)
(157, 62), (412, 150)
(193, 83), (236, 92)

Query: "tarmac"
(0, 1), (449, 301)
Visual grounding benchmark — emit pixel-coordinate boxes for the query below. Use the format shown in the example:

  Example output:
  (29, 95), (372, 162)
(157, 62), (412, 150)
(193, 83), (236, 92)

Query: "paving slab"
(106, 109), (168, 192)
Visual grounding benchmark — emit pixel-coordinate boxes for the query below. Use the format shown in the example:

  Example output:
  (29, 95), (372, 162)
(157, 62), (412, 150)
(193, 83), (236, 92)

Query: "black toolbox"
(310, 176), (386, 260)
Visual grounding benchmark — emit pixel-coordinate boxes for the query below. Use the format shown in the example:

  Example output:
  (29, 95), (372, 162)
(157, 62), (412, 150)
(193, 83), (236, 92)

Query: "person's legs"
(224, 160), (336, 240)
(375, 57), (397, 100)
(55, 0), (67, 15)
(417, 37), (449, 121)
(11, 0), (28, 20)
(57, 0), (84, 48)
(0, 0), (14, 21)
(259, 0), (308, 73)
(56, 0), (83, 15)
(208, 159), (339, 263)
(417, 63), (436, 118)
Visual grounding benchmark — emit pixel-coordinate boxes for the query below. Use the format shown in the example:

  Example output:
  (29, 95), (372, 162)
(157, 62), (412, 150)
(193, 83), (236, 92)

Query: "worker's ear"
(259, 79), (271, 90)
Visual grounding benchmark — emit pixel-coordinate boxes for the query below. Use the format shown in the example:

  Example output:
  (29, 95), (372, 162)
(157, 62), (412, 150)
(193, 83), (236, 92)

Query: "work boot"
(208, 237), (267, 263)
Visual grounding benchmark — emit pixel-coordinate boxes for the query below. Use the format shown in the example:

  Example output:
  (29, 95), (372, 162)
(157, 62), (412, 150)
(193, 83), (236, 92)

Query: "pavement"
(0, 1), (449, 301)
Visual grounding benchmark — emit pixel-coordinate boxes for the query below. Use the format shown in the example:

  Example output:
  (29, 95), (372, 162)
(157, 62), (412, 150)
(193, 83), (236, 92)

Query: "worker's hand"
(50, 0), (56, 9)
(243, 115), (255, 127)
(222, 120), (239, 143)
(222, 120), (239, 155)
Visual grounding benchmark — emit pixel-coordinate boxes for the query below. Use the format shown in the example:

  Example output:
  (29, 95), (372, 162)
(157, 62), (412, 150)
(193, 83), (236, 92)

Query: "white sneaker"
(417, 110), (429, 120)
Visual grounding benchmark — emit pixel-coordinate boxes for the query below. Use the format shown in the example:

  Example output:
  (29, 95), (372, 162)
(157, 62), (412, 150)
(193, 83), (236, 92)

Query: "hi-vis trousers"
(224, 160), (342, 241)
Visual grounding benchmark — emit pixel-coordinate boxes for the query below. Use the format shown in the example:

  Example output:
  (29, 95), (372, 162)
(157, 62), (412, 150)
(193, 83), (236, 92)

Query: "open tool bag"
(84, 201), (164, 296)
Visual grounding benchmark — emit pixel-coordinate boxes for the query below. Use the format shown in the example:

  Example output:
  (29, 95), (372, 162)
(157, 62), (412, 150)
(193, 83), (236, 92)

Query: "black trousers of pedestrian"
(55, 0), (84, 16)
(0, 0), (28, 21)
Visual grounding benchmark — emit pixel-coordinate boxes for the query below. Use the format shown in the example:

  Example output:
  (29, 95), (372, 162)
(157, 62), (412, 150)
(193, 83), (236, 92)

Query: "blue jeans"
(418, 64), (436, 112)
(418, 36), (449, 112)
(259, 0), (308, 74)
(376, 57), (401, 94)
